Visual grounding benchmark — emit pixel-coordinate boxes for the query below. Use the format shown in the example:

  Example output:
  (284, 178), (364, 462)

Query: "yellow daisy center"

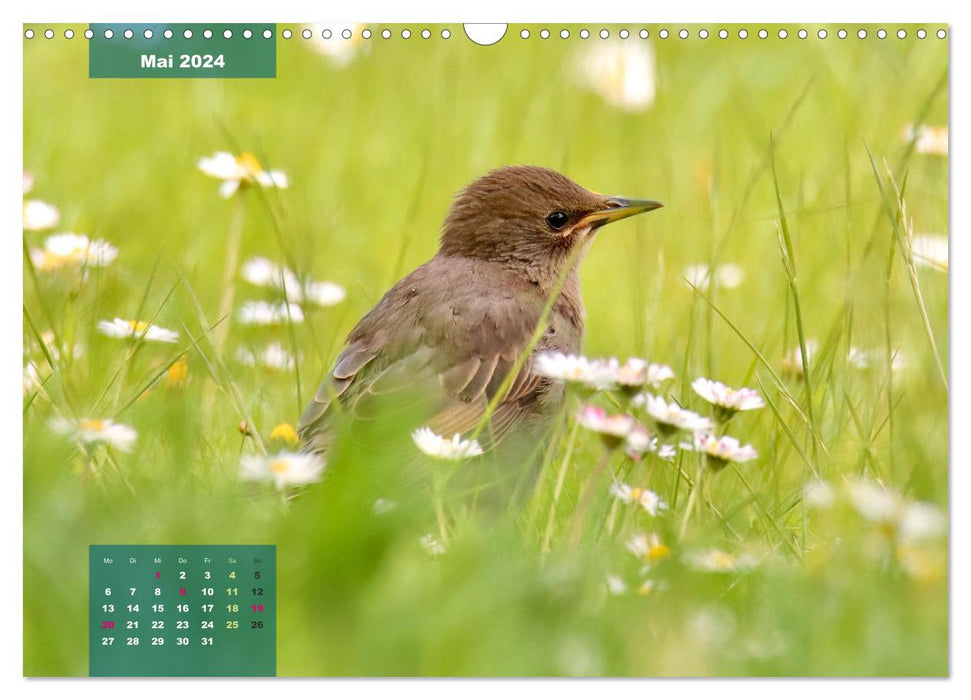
(712, 552), (734, 569)
(127, 320), (150, 333)
(268, 458), (290, 474)
(648, 544), (671, 561)
(79, 419), (106, 432)
(235, 151), (263, 178)
(630, 488), (642, 502)
(41, 252), (75, 269)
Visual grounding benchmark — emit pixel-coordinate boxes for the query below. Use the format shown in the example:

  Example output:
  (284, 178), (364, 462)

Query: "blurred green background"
(24, 23), (948, 676)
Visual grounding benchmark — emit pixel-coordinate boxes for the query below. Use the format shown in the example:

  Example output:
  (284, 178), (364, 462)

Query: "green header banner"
(89, 24), (276, 78)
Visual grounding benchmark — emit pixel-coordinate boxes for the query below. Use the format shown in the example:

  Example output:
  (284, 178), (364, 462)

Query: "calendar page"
(22, 19), (949, 678)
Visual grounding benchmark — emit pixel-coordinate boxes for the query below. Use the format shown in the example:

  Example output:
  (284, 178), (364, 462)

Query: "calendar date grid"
(89, 545), (276, 677)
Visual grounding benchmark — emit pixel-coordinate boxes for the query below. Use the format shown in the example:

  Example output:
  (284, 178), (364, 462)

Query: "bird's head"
(439, 165), (662, 283)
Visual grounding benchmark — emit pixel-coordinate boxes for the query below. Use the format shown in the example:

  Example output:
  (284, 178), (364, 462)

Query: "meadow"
(23, 24), (948, 676)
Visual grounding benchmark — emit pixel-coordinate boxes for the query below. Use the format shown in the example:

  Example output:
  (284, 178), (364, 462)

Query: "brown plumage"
(298, 166), (662, 476)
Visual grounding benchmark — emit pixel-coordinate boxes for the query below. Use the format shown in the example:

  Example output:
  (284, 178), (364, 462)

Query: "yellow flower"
(270, 423), (299, 445)
(648, 543), (671, 562)
(165, 357), (189, 388)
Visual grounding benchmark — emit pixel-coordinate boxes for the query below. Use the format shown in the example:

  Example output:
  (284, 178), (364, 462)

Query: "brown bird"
(298, 165), (661, 496)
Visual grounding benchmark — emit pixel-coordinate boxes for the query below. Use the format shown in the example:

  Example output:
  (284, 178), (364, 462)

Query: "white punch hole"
(464, 24), (507, 46)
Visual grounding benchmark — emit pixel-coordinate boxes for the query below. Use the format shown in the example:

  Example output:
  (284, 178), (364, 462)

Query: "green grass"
(23, 24), (948, 676)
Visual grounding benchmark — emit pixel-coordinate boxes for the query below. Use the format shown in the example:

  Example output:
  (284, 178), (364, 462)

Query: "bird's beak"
(579, 197), (664, 229)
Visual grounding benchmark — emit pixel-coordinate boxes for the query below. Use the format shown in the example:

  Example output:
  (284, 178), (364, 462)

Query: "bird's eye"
(546, 211), (569, 230)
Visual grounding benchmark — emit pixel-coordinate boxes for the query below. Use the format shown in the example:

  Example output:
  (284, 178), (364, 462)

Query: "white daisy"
(411, 427), (483, 460)
(683, 263), (745, 290)
(236, 342), (297, 371)
(242, 257), (302, 299)
(639, 394), (713, 434)
(576, 404), (635, 436)
(623, 425), (675, 461)
(23, 361), (47, 396)
(23, 199), (61, 231)
(236, 301), (305, 325)
(588, 359), (625, 390)
(28, 329), (84, 365)
(606, 574), (628, 595)
(419, 533), (446, 556)
(781, 339), (819, 379)
(910, 234), (948, 272)
(897, 502), (947, 544)
(535, 352), (608, 389)
(29, 233), (118, 271)
(241, 257), (346, 308)
(609, 482), (668, 516)
(575, 404), (638, 449)
(691, 377), (764, 419)
(846, 346), (907, 373)
(645, 363), (676, 388)
(657, 444), (677, 460)
(624, 424), (653, 459)
(372, 498), (395, 515)
(239, 451), (325, 490)
(613, 357), (646, 388)
(904, 123), (948, 156)
(305, 280), (347, 307)
(614, 357), (676, 391)
(626, 532), (671, 563)
(844, 478), (947, 544)
(49, 417), (137, 452)
(682, 433), (758, 471)
(891, 349), (907, 373)
(846, 479), (900, 524)
(684, 548), (758, 573)
(198, 151), (289, 198)
(574, 41), (656, 111)
(847, 346), (870, 370)
(97, 318), (179, 343)
(804, 479), (836, 509)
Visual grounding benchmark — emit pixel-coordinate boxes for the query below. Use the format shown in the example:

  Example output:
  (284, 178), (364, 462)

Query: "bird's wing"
(297, 258), (552, 454)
